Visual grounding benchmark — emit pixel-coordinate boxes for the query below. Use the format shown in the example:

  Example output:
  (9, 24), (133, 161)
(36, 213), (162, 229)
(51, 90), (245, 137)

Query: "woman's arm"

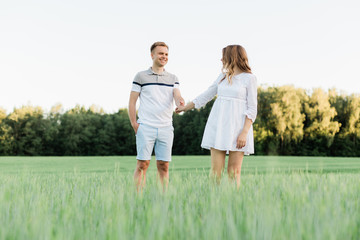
(244, 75), (258, 122)
(237, 75), (258, 148)
(192, 74), (223, 109)
(175, 101), (194, 113)
(236, 117), (253, 148)
(175, 74), (223, 113)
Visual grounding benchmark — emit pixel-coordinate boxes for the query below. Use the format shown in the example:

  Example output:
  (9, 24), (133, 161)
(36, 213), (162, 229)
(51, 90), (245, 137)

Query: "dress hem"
(201, 145), (254, 155)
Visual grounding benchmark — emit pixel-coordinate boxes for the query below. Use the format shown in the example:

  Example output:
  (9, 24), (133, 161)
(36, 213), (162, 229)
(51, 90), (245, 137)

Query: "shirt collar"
(147, 67), (168, 76)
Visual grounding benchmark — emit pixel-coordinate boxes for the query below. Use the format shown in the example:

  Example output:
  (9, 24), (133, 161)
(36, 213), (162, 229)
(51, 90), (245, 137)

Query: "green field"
(0, 156), (359, 240)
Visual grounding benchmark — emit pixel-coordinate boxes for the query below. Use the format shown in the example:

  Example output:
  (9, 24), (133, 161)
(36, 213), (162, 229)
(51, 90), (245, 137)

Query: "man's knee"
(157, 161), (169, 172)
(137, 160), (150, 171)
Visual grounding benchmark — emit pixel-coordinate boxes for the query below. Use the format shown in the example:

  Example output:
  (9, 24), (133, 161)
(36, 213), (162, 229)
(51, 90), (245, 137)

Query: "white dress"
(193, 73), (257, 155)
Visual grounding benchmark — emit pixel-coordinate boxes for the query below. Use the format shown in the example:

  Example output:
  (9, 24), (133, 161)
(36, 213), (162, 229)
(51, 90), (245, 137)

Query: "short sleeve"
(174, 75), (180, 89)
(244, 75), (257, 122)
(131, 73), (141, 92)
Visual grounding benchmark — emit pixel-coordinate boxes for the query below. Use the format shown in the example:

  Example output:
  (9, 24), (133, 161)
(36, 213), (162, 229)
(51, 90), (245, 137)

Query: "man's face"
(151, 46), (168, 67)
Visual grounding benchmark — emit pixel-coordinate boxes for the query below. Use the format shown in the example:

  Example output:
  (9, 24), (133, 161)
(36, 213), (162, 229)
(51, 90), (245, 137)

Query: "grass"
(0, 156), (359, 239)
(1, 155), (360, 174)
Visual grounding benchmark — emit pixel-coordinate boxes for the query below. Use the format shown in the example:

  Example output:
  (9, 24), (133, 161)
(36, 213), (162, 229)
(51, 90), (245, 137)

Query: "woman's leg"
(228, 151), (244, 188)
(210, 148), (226, 184)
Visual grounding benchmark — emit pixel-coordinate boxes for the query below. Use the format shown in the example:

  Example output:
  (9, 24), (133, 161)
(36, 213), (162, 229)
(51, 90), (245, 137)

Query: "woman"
(176, 45), (257, 188)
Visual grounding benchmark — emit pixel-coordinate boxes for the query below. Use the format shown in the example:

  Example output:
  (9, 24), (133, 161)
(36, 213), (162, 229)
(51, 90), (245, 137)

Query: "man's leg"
(134, 160), (150, 192)
(156, 160), (169, 189)
(228, 151), (244, 189)
(210, 148), (226, 184)
(154, 126), (173, 191)
(135, 124), (156, 192)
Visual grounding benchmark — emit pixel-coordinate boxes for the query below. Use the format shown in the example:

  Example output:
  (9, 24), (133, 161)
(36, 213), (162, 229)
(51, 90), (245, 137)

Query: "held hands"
(175, 105), (186, 114)
(175, 97), (185, 114)
(236, 131), (248, 149)
(175, 101), (195, 114)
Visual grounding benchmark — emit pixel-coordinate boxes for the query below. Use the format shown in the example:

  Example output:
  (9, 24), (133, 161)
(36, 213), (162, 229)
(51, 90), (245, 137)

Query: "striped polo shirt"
(131, 67), (180, 128)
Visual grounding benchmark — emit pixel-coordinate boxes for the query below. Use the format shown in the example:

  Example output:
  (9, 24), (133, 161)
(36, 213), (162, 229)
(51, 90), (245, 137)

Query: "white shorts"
(136, 124), (174, 162)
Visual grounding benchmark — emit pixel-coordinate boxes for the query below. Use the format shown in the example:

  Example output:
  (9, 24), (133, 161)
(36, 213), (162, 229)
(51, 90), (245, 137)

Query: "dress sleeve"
(192, 74), (223, 109)
(244, 75), (257, 122)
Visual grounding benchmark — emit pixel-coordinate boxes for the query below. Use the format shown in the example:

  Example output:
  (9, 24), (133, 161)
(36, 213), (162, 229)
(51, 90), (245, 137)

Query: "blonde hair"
(150, 42), (169, 53)
(221, 45), (252, 84)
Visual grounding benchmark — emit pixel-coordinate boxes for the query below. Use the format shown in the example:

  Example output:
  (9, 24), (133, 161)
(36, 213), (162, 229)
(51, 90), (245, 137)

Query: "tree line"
(0, 86), (359, 156)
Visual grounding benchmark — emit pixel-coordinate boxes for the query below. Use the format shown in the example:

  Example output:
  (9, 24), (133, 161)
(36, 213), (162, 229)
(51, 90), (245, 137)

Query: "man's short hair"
(150, 42), (169, 53)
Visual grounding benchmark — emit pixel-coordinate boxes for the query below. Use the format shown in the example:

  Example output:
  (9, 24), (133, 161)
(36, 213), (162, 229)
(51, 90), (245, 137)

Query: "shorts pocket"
(135, 124), (142, 136)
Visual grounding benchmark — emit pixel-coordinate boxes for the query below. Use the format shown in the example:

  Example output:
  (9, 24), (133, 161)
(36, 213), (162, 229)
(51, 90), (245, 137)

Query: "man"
(128, 42), (184, 191)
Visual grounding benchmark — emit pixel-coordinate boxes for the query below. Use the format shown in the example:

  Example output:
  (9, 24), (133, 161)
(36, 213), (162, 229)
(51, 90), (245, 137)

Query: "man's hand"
(176, 96), (185, 108)
(175, 102), (195, 114)
(174, 88), (185, 108)
(175, 105), (186, 114)
(132, 122), (140, 134)
(128, 91), (140, 134)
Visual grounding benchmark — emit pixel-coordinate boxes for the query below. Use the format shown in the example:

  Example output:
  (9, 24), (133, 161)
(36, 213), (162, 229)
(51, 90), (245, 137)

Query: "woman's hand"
(236, 131), (248, 149)
(175, 102), (195, 114)
(175, 105), (186, 114)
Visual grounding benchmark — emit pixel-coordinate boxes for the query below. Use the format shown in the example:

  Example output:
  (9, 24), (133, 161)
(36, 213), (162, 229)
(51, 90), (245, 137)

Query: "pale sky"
(1, 0), (359, 114)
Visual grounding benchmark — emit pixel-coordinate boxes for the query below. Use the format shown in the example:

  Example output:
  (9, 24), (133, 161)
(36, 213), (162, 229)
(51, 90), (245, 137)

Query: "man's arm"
(128, 91), (140, 134)
(173, 88), (185, 107)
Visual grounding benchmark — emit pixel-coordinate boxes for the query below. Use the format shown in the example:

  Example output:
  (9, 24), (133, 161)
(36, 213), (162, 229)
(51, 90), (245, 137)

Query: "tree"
(344, 94), (360, 145)
(0, 107), (6, 120)
(254, 86), (277, 154)
(255, 86), (306, 155)
(1, 86), (359, 156)
(303, 89), (341, 155)
(173, 99), (214, 155)
(269, 86), (306, 153)
(0, 107), (11, 155)
(5, 106), (46, 155)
